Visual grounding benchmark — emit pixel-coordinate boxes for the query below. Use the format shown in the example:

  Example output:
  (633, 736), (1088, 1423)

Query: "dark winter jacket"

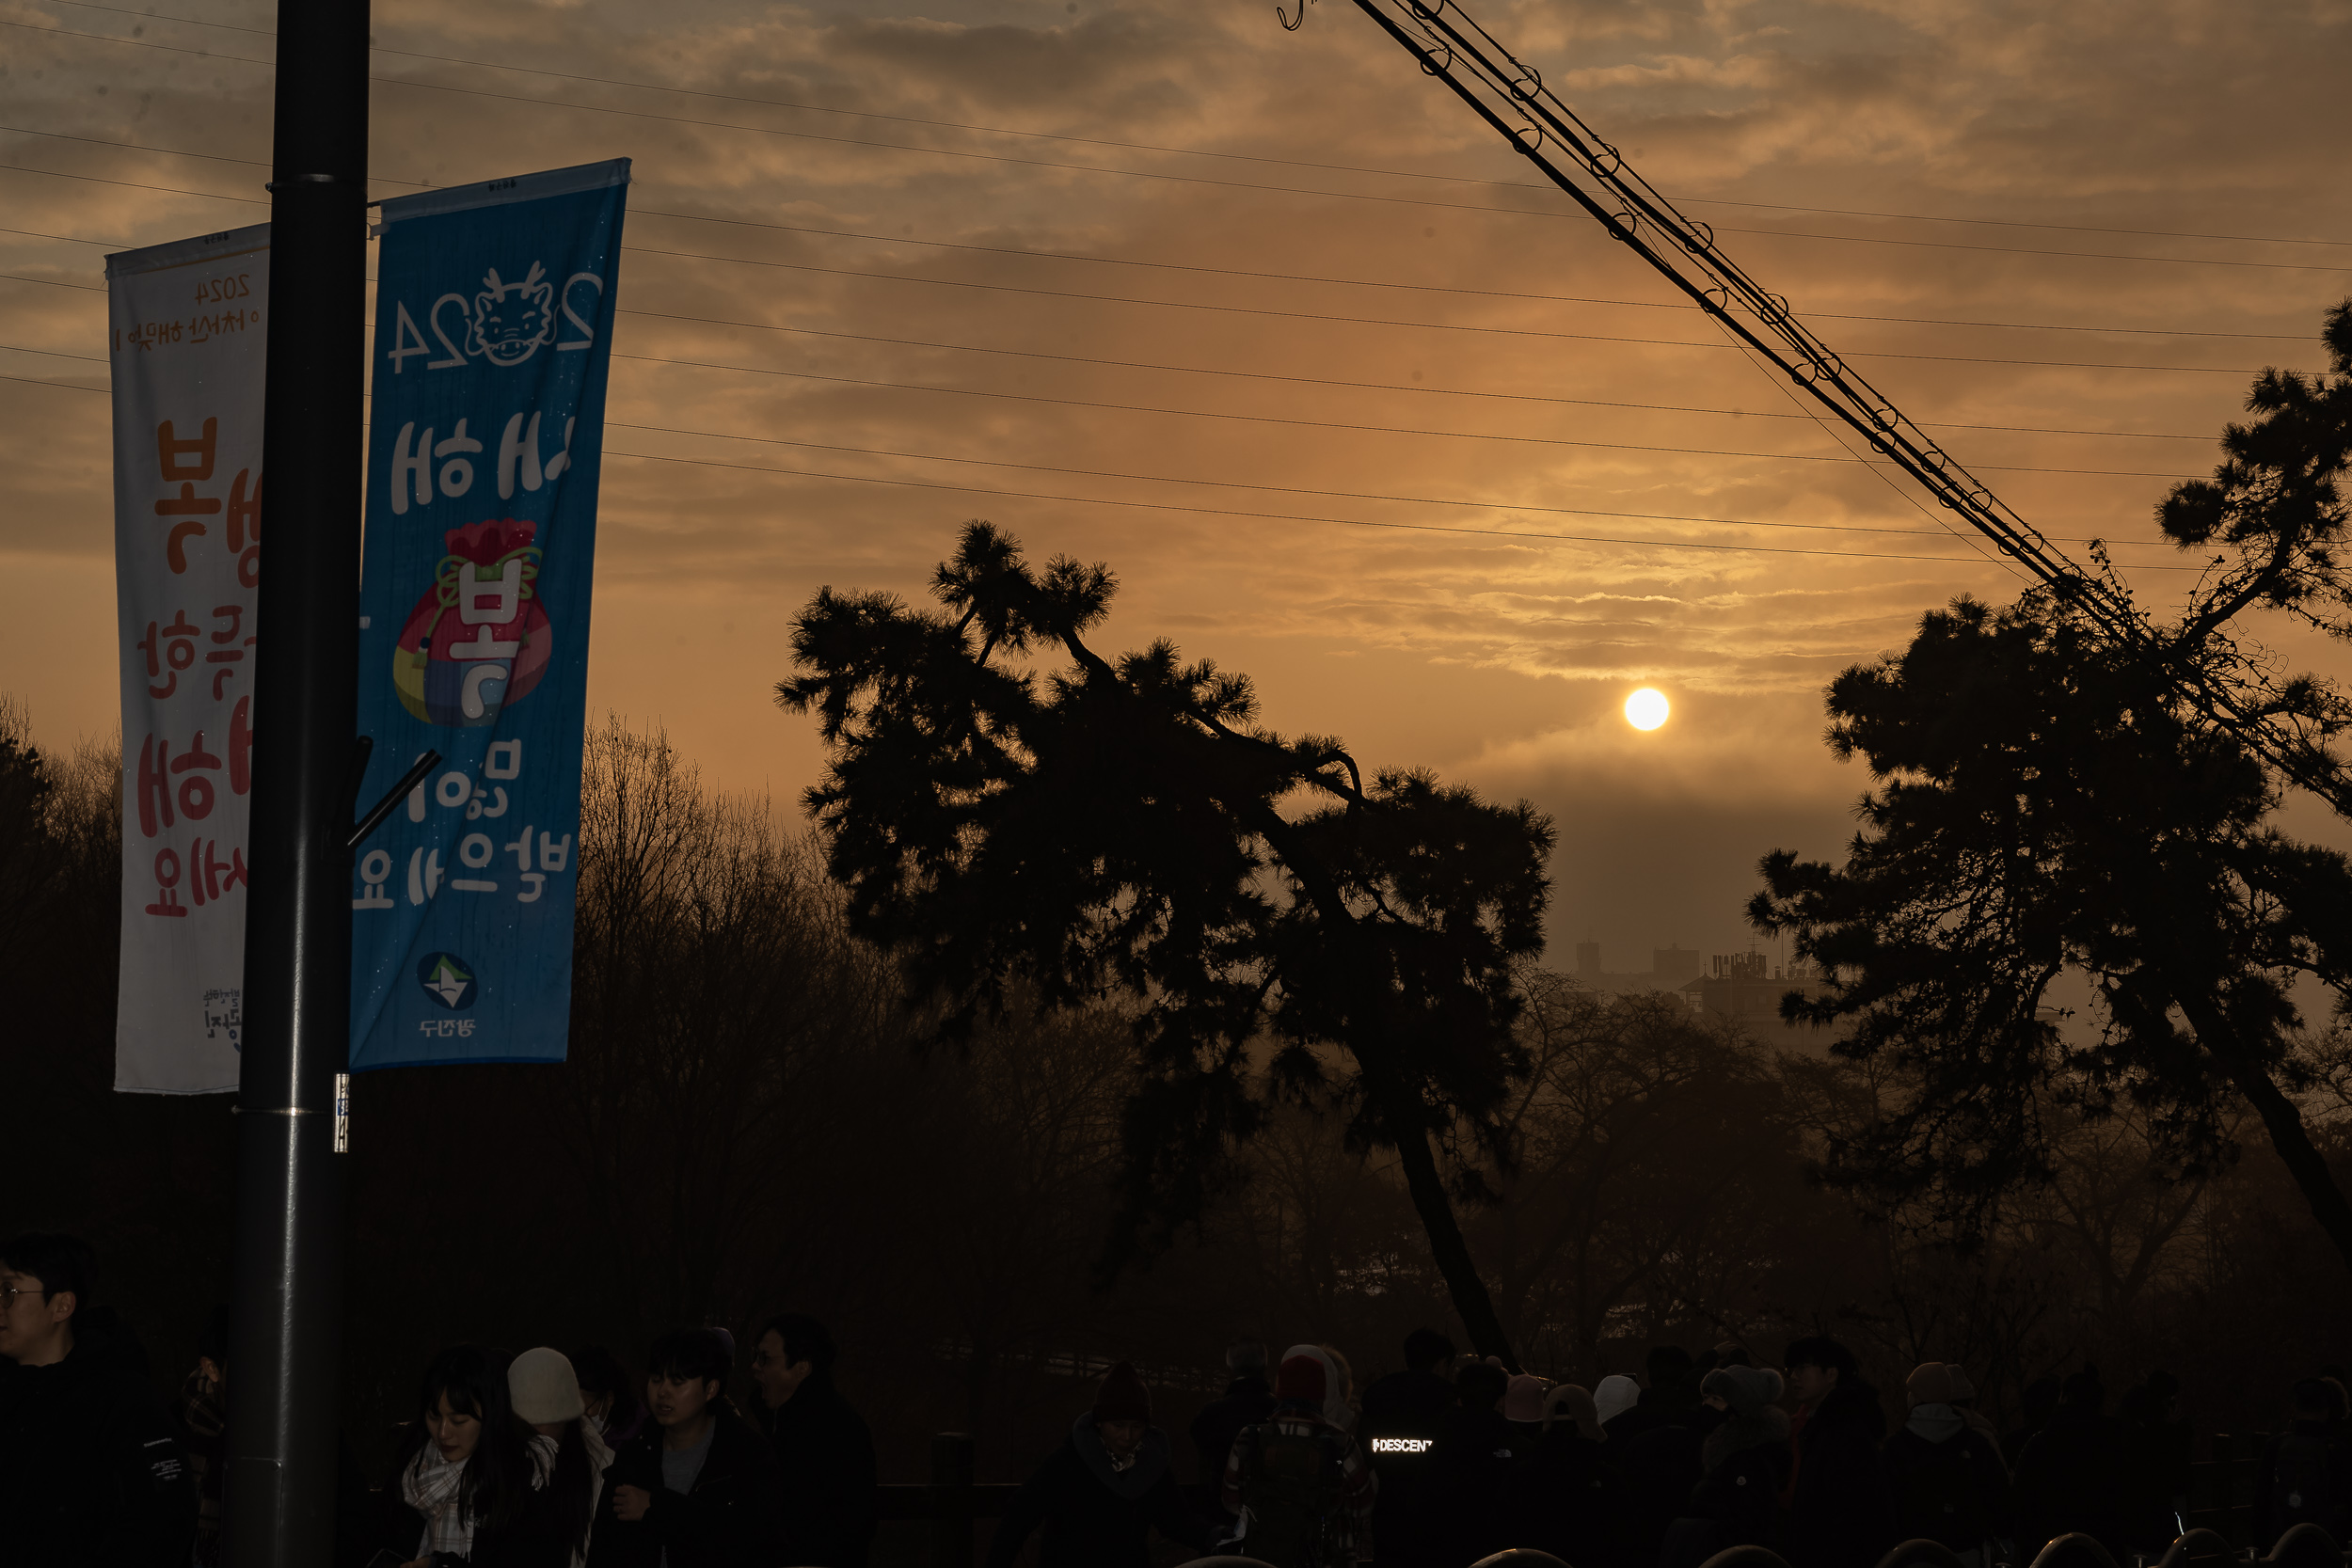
(1788, 1383), (1897, 1568)
(1357, 1369), (1457, 1565)
(1622, 1412), (1708, 1568)
(1884, 1410), (2012, 1551)
(2011, 1402), (2127, 1552)
(983, 1417), (1218, 1568)
(1495, 1424), (1629, 1568)
(0, 1318), (195, 1568)
(1417, 1404), (1522, 1568)
(1663, 1404), (1790, 1568)
(586, 1405), (788, 1568)
(2259, 1418), (2352, 1549)
(2116, 1406), (2190, 1553)
(1191, 1373), (1277, 1486)
(763, 1369), (878, 1567)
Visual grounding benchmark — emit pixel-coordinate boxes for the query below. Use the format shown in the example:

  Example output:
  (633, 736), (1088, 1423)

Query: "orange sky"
(8, 0), (2352, 964)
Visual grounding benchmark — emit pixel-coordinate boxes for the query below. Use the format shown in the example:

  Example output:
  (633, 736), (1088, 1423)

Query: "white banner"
(107, 225), (269, 1094)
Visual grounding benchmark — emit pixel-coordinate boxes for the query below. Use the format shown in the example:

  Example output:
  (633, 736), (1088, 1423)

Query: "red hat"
(1276, 1354), (1327, 1405)
(1093, 1361), (1152, 1425)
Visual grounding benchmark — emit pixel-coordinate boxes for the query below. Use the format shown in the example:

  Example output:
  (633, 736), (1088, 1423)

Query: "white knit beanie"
(508, 1346), (585, 1425)
(1594, 1373), (1641, 1426)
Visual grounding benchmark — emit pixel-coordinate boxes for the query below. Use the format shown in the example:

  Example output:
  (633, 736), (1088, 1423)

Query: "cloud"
(5, 0), (2347, 963)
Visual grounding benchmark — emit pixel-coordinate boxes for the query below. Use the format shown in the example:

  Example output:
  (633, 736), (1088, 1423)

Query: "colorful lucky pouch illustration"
(392, 518), (549, 727)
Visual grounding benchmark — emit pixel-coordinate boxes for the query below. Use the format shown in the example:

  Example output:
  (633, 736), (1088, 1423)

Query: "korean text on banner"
(108, 226), (269, 1095)
(350, 161), (628, 1069)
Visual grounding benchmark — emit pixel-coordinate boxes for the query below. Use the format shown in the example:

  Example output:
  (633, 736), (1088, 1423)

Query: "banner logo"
(468, 262), (557, 366)
(417, 953), (478, 1009)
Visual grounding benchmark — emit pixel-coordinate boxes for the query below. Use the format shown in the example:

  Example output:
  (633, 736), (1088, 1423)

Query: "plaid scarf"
(401, 1434), (559, 1560)
(401, 1447), (476, 1560)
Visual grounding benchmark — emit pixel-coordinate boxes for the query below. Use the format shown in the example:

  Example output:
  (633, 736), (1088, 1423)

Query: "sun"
(1624, 688), (1670, 731)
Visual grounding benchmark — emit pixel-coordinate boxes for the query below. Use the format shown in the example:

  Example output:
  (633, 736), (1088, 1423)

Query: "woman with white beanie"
(508, 1346), (612, 1568)
(1593, 1372), (1643, 1441)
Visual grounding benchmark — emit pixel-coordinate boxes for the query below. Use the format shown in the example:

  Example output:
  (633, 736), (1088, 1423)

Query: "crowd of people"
(1149, 1333), (2244, 1568)
(4, 1229), (2349, 1568)
(0, 1232), (877, 1567)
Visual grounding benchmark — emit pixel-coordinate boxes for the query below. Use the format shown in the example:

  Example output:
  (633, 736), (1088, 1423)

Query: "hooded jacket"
(1657, 1404), (1791, 1568)
(762, 1368), (878, 1567)
(0, 1313), (195, 1568)
(1698, 1404), (1794, 1529)
(1788, 1382), (1896, 1568)
(1884, 1407), (2011, 1550)
(985, 1417), (1217, 1568)
(586, 1403), (788, 1568)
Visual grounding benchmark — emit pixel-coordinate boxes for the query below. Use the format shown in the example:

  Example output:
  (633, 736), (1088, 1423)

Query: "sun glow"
(1625, 688), (1670, 731)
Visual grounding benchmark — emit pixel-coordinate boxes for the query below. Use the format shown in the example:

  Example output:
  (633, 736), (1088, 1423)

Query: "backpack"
(2273, 1433), (2348, 1534)
(1239, 1422), (1349, 1568)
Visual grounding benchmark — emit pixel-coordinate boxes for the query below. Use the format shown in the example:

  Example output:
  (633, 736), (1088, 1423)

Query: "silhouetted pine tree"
(1753, 301), (2352, 1274)
(778, 523), (1553, 1366)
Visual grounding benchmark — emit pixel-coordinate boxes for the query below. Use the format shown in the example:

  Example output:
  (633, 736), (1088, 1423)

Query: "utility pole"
(226, 0), (370, 1561)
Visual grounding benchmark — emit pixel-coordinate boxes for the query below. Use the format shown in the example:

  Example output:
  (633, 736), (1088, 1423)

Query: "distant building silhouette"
(1684, 952), (1844, 1050)
(1567, 942), (1705, 999)
(1652, 945), (1701, 984)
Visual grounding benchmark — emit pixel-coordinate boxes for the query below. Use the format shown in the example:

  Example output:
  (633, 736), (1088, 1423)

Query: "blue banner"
(349, 160), (628, 1069)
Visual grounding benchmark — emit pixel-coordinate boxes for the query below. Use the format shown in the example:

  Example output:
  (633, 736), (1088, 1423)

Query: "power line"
(0, 344), (112, 364)
(604, 346), (2202, 478)
(0, 261), (2240, 459)
(0, 371), (104, 393)
(38, 0), (2352, 254)
(596, 446), (2014, 565)
(0, 261), (2250, 446)
(0, 224), (132, 246)
(0, 245), (2236, 465)
(0, 121), (2317, 348)
(613, 216), (2319, 344)
(1709, 310), (2018, 582)
(0, 354), (2203, 568)
(612, 306), (2202, 478)
(601, 420), (2198, 550)
(3, 156), (2293, 375)
(0, 158), (266, 205)
(0, 356), (1985, 536)
(11, 17), (2352, 277)
(0, 271), (103, 292)
(612, 242), (2298, 375)
(0, 361), (2017, 562)
(598, 445), (2208, 570)
(0, 348), (2198, 555)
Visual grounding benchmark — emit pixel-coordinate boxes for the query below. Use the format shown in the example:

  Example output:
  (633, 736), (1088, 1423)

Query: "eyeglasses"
(0, 1282), (48, 1311)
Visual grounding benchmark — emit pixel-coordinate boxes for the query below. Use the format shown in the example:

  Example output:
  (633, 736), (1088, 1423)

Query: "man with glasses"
(0, 1231), (195, 1566)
